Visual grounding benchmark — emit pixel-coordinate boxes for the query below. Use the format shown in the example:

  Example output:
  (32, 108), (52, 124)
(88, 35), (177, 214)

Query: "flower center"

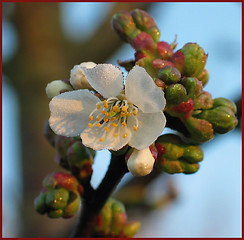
(88, 97), (139, 142)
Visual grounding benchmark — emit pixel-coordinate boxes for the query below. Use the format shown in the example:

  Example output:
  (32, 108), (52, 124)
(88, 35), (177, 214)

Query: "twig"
(71, 153), (128, 237)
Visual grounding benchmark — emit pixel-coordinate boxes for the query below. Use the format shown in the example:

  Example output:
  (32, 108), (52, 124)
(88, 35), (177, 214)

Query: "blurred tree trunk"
(3, 2), (151, 237)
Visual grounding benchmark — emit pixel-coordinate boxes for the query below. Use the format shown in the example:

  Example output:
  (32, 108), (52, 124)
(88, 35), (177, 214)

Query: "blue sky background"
(2, 2), (242, 237)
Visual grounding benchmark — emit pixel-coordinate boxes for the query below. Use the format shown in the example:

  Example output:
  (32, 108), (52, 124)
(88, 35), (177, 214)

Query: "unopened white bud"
(46, 80), (73, 99)
(127, 147), (155, 176)
(70, 62), (97, 90)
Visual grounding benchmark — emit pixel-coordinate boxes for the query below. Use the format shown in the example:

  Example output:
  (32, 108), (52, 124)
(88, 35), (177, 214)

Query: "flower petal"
(81, 124), (131, 151)
(49, 89), (100, 137)
(128, 110), (166, 150)
(125, 65), (166, 113)
(82, 64), (124, 98)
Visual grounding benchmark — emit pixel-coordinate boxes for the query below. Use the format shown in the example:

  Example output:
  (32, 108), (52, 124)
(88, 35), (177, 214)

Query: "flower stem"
(70, 153), (128, 237)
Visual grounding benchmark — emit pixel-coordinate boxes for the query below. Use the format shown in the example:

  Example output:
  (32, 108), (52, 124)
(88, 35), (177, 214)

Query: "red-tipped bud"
(157, 41), (173, 59)
(131, 32), (156, 51)
(152, 59), (175, 69)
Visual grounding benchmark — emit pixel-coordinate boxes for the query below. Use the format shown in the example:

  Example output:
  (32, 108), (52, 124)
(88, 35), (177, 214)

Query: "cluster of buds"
(112, 9), (238, 144)
(92, 198), (140, 237)
(34, 172), (83, 218)
(44, 121), (95, 181)
(154, 134), (203, 174)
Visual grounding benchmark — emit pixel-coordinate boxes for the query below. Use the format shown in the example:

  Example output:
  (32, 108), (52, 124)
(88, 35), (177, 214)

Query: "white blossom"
(127, 147), (155, 176)
(70, 62), (97, 90)
(49, 64), (166, 151)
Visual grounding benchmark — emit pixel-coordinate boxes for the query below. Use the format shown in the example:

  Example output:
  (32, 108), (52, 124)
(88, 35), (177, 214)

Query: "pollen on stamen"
(97, 116), (101, 121)
(121, 112), (126, 117)
(95, 123), (101, 127)
(109, 117), (116, 122)
(104, 100), (109, 108)
(126, 112), (131, 116)
(88, 123), (93, 128)
(99, 138), (104, 142)
(97, 104), (101, 110)
(122, 122), (127, 126)
(114, 133), (119, 137)
(133, 126), (138, 131)
(112, 105), (120, 112)
(133, 110), (137, 116)
(112, 123), (117, 127)
(104, 118), (109, 122)
(89, 116), (93, 121)
(123, 133), (128, 138)
(105, 127), (110, 132)
(122, 106), (128, 112)
(101, 110), (106, 114)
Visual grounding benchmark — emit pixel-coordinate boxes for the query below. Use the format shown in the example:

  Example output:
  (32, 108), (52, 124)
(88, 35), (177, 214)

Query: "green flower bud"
(194, 91), (214, 110)
(165, 84), (187, 105)
(111, 11), (141, 43)
(172, 43), (208, 77)
(179, 161), (200, 174)
(198, 68), (209, 86)
(184, 116), (214, 142)
(45, 80), (73, 99)
(123, 221), (141, 238)
(213, 97), (237, 114)
(55, 135), (77, 158)
(158, 66), (181, 84)
(63, 192), (81, 218)
(47, 209), (63, 218)
(34, 192), (47, 215)
(181, 77), (202, 99)
(195, 106), (238, 134)
(131, 9), (160, 42)
(161, 142), (184, 159)
(182, 146), (203, 163)
(94, 198), (113, 235)
(45, 188), (69, 210)
(110, 200), (127, 236)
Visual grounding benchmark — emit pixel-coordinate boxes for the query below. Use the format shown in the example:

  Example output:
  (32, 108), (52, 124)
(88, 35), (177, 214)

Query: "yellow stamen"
(133, 110), (137, 116)
(95, 123), (101, 127)
(104, 118), (109, 122)
(123, 133), (128, 138)
(89, 116), (93, 121)
(120, 112), (126, 117)
(97, 104), (101, 110)
(105, 127), (110, 132)
(122, 106), (128, 112)
(101, 110), (107, 114)
(133, 126), (138, 131)
(99, 138), (104, 142)
(126, 112), (131, 116)
(122, 122), (127, 126)
(105, 112), (109, 116)
(88, 123), (93, 128)
(104, 100), (109, 108)
(96, 116), (101, 121)
(112, 105), (120, 112)
(109, 117), (116, 122)
(112, 123), (117, 127)
(114, 133), (119, 137)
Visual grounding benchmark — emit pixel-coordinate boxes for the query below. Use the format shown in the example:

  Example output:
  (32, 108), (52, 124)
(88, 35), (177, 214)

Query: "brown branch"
(71, 153), (128, 238)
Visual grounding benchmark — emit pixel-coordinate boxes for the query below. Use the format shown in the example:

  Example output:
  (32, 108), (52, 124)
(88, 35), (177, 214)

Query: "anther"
(97, 104), (101, 110)
(126, 112), (131, 116)
(133, 126), (138, 131)
(99, 138), (104, 142)
(120, 112), (126, 117)
(123, 133), (128, 138)
(112, 105), (120, 112)
(122, 106), (128, 112)
(88, 123), (93, 128)
(114, 133), (119, 137)
(133, 110), (137, 116)
(95, 123), (101, 127)
(104, 118), (109, 122)
(89, 116), (93, 121)
(104, 100), (109, 108)
(122, 122), (127, 126)
(97, 116), (101, 121)
(112, 123), (117, 127)
(105, 127), (110, 132)
(101, 110), (107, 114)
